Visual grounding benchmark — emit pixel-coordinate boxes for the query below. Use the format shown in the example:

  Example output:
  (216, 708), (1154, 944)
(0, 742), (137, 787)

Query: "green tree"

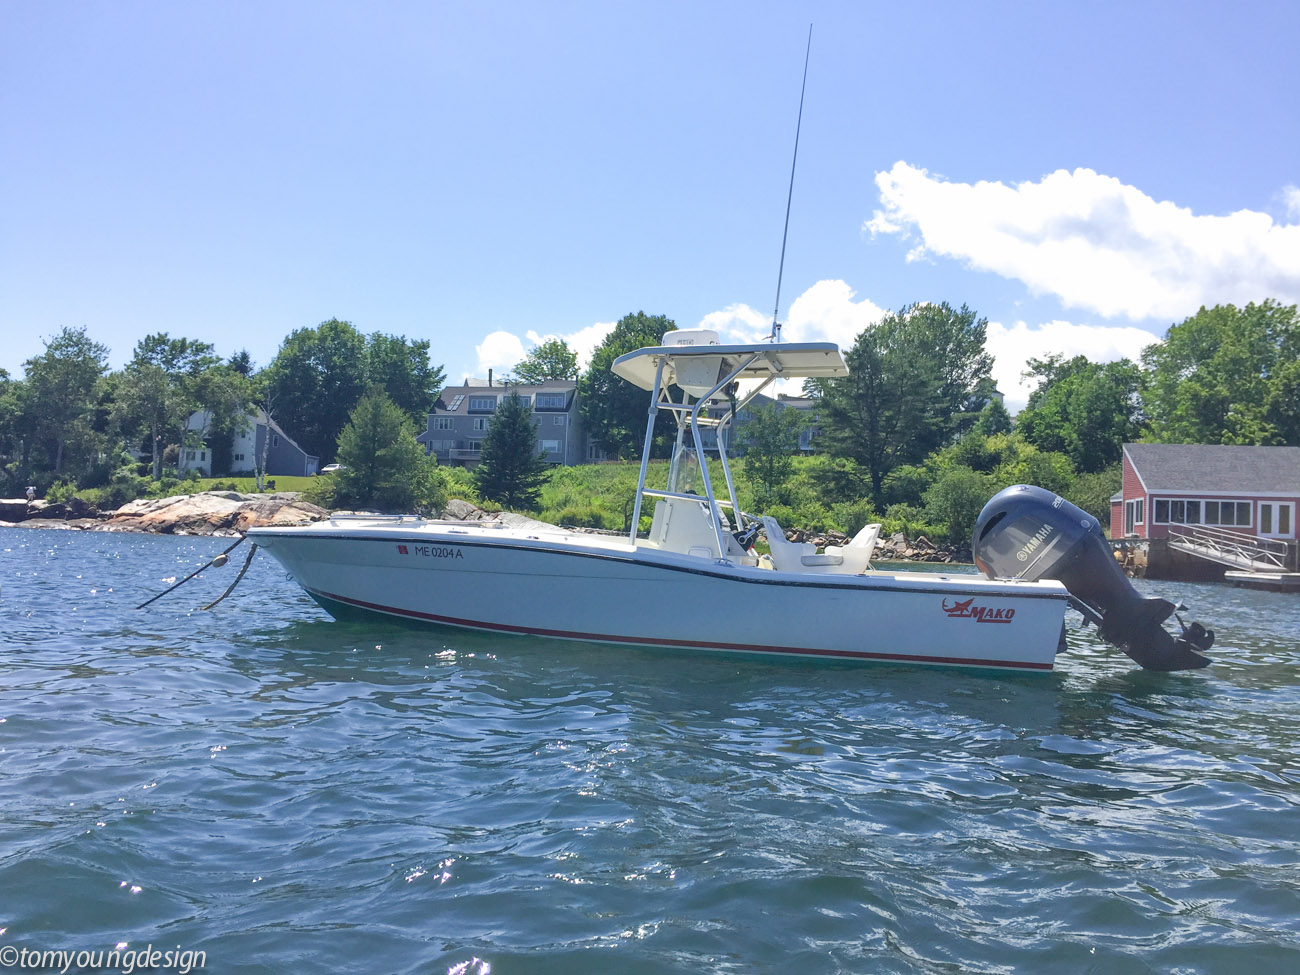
(741, 401), (808, 507)
(365, 332), (446, 423)
(1142, 300), (1299, 445)
(112, 333), (219, 479)
(1066, 464), (1122, 525)
(22, 326), (110, 473)
(972, 397), (1013, 437)
(332, 390), (445, 513)
(263, 320), (446, 462)
(923, 465), (995, 544)
(814, 302), (994, 505)
(1016, 355), (1147, 472)
(578, 311), (677, 459)
(509, 338), (579, 384)
(473, 391), (549, 510)
(262, 319), (369, 463)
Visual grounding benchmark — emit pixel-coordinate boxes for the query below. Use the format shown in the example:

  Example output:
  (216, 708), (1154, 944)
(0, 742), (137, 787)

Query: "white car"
(320, 464), (346, 474)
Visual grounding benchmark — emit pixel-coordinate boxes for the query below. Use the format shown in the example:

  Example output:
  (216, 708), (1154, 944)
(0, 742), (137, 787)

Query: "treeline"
(5, 299), (1296, 544)
(0, 318), (444, 501)
(568, 301), (1299, 542)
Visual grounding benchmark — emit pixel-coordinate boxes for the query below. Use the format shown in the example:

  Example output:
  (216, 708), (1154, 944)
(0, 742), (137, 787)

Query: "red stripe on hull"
(308, 587), (1055, 672)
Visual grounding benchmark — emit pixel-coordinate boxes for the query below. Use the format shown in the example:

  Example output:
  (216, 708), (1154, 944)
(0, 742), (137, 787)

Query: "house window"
(473, 417), (490, 431)
(200, 451), (206, 461)
(466, 440), (482, 453)
(553, 415), (564, 426)
(1124, 499), (1144, 534)
(1154, 499), (1201, 524)
(434, 417), (453, 430)
(187, 451), (195, 461)
(1204, 501), (1251, 527)
(234, 453), (244, 462)
(535, 393), (566, 410)
(468, 396), (496, 413)
(272, 434), (280, 447)
(514, 395), (530, 408)
(540, 439), (561, 454)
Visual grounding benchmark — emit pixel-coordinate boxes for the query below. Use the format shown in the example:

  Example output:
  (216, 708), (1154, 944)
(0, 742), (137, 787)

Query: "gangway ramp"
(1166, 523), (1289, 572)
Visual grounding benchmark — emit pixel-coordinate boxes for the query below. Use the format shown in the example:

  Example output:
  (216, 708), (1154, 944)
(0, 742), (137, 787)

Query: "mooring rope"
(135, 535), (247, 609)
(201, 542), (258, 610)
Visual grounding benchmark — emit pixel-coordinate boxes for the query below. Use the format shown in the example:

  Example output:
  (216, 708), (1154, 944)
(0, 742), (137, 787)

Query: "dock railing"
(1166, 523), (1290, 572)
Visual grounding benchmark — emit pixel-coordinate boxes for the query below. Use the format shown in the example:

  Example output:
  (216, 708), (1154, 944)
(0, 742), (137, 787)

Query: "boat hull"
(250, 524), (1070, 672)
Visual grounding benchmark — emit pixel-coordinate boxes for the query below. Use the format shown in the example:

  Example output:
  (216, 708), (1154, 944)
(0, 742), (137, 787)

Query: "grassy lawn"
(195, 475), (321, 493)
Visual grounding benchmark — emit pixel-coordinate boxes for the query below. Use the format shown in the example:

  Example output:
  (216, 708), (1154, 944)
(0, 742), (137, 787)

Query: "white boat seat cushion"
(761, 516), (819, 571)
(822, 522), (880, 574)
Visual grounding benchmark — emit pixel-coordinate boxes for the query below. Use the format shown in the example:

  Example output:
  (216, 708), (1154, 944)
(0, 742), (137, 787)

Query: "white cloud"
(465, 320), (616, 384)
(474, 330), (528, 377)
(550, 321), (615, 370)
(1284, 185), (1300, 222)
(986, 319), (1160, 413)
(698, 280), (887, 348)
(867, 162), (1300, 320)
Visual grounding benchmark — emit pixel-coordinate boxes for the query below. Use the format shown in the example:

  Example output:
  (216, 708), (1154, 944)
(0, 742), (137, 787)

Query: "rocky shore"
(0, 492), (328, 535)
(779, 525), (973, 565)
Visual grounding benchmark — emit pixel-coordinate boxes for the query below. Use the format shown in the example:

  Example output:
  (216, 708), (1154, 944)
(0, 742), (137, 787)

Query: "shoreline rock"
(0, 491), (327, 535)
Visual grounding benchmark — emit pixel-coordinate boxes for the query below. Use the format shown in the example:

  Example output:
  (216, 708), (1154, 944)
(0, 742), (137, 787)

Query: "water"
(2, 529), (1298, 974)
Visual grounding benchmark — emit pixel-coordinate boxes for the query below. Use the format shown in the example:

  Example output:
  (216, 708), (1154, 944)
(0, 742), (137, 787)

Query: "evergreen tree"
(814, 302), (994, 505)
(473, 391), (549, 510)
(333, 389), (444, 513)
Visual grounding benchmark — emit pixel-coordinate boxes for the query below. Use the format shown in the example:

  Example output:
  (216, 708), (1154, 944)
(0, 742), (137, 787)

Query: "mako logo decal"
(942, 598), (1015, 623)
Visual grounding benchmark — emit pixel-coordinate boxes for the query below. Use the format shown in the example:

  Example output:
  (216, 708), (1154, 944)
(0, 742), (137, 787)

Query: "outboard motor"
(972, 485), (1213, 671)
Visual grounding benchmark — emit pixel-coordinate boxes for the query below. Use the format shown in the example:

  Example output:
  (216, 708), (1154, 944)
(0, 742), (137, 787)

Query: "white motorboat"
(250, 330), (1214, 671)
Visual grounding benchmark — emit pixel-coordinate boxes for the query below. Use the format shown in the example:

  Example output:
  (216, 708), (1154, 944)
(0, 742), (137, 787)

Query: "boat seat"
(822, 522), (880, 575)
(761, 516), (838, 571)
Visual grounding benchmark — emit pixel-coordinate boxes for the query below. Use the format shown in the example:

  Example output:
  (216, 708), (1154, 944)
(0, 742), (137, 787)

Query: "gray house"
(418, 380), (602, 467)
(179, 409), (320, 478)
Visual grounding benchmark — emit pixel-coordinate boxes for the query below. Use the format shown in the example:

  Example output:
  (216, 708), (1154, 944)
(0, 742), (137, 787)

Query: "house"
(178, 410), (320, 478)
(1110, 443), (1300, 541)
(417, 380), (603, 467)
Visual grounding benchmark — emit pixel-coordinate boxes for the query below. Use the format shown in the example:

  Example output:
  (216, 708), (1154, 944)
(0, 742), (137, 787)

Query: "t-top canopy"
(611, 341), (848, 392)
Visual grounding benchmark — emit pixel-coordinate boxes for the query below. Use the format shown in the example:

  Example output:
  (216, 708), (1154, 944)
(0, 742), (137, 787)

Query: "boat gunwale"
(248, 524), (1069, 600)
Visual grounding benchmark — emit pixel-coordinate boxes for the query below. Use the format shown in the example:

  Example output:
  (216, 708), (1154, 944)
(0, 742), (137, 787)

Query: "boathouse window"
(1154, 500), (1201, 524)
(434, 417), (453, 430)
(1203, 501), (1251, 527)
(468, 396), (496, 413)
(1124, 499), (1144, 534)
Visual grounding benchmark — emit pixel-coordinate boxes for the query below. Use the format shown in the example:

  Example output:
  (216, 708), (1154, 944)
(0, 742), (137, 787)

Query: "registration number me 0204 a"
(396, 543), (464, 560)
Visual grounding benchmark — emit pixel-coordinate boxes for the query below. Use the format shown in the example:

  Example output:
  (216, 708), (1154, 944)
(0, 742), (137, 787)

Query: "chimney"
(488, 368), (493, 387)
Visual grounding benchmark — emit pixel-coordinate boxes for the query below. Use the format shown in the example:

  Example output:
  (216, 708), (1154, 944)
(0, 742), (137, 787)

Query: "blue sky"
(3, 0), (1298, 409)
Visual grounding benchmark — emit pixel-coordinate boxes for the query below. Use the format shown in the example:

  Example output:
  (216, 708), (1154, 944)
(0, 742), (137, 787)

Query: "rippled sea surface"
(2, 529), (1299, 974)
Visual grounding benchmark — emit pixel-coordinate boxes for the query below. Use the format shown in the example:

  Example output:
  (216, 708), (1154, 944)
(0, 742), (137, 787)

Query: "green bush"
(45, 480), (78, 504)
(554, 504), (614, 530)
(922, 466), (994, 543)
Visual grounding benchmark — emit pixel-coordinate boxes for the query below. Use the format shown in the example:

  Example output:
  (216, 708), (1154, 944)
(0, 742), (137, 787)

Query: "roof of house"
(432, 381), (577, 416)
(1124, 443), (1300, 493)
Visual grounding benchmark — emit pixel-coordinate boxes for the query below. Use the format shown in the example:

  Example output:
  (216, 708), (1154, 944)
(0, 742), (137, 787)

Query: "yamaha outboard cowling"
(972, 485), (1213, 671)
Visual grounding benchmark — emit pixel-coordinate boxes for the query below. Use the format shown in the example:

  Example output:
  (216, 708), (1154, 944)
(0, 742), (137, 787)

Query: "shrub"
(45, 480), (78, 504)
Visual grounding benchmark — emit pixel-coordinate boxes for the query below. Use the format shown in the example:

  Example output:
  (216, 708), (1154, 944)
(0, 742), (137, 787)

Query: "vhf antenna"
(769, 23), (813, 344)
